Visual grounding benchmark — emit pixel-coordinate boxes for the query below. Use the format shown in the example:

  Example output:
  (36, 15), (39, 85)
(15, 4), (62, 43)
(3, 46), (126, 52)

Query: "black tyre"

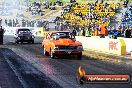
(77, 53), (82, 60)
(50, 49), (55, 59)
(43, 46), (49, 56)
(28, 41), (31, 44)
(15, 39), (19, 44)
(32, 40), (34, 44)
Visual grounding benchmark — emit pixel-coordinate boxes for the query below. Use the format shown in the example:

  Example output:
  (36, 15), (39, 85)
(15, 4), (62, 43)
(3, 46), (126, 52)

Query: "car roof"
(17, 28), (30, 31)
(17, 28), (30, 30)
(50, 31), (70, 33)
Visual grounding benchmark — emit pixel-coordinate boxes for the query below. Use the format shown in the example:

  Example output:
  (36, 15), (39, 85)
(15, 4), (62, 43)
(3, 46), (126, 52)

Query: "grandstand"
(120, 4), (132, 27)
(54, 1), (120, 36)
(1, 0), (131, 38)
(51, 0), (132, 38)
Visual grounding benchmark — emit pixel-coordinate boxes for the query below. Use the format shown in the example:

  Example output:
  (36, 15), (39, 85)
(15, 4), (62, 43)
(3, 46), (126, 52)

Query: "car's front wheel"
(30, 40), (34, 44)
(43, 46), (49, 56)
(15, 39), (19, 44)
(50, 49), (55, 59)
(77, 53), (82, 60)
(21, 41), (23, 44)
(32, 40), (34, 44)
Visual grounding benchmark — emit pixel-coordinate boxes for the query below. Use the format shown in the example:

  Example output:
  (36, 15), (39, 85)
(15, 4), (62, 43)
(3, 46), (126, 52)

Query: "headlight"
(54, 46), (59, 50)
(77, 46), (83, 50)
(32, 35), (35, 38)
(17, 37), (20, 39)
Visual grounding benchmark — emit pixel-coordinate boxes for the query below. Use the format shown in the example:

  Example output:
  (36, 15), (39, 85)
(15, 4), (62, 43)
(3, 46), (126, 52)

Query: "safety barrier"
(118, 37), (132, 53)
(76, 36), (126, 55)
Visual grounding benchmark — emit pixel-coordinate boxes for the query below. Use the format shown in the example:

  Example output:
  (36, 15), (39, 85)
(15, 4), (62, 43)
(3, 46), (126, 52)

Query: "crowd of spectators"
(54, 0), (119, 37)
(119, 4), (132, 38)
(27, 0), (64, 16)
(120, 4), (132, 27)
(0, 18), (45, 27)
(54, 0), (132, 38)
(27, 1), (43, 16)
(1, 0), (132, 38)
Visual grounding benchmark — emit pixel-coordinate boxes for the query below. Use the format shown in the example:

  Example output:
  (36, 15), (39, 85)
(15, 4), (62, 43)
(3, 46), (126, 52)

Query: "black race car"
(14, 28), (34, 44)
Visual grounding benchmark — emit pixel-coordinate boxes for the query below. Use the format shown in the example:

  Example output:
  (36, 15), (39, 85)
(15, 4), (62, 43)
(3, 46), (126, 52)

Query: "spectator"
(0, 26), (4, 44)
(72, 27), (77, 36)
(0, 18), (2, 26)
(99, 22), (107, 38)
(125, 26), (131, 38)
(82, 26), (85, 36)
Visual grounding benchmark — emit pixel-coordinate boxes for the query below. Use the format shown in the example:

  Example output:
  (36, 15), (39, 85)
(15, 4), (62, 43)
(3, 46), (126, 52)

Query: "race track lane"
(0, 50), (23, 88)
(0, 48), (62, 88)
(2, 35), (132, 88)
(1, 44), (131, 88)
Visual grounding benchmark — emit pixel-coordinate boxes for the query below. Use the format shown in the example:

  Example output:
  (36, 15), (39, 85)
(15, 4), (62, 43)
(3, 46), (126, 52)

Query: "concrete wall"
(118, 37), (132, 53)
(3, 27), (131, 54)
(76, 36), (126, 55)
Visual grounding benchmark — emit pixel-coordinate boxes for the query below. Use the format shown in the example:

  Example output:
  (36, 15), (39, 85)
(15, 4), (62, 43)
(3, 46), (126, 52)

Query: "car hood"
(53, 38), (82, 46)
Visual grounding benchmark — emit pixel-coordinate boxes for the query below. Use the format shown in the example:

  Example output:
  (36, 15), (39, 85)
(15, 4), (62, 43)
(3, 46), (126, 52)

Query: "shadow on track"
(0, 48), (62, 88)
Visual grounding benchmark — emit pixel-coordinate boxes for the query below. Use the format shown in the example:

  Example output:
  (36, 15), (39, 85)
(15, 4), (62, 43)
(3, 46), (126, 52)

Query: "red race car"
(42, 31), (83, 59)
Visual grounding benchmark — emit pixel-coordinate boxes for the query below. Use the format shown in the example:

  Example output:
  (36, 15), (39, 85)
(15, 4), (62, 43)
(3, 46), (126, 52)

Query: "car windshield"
(17, 29), (30, 33)
(53, 32), (73, 39)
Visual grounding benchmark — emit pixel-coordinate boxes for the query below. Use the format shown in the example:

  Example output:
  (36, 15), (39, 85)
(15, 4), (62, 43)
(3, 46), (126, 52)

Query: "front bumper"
(17, 36), (34, 41)
(52, 49), (83, 55)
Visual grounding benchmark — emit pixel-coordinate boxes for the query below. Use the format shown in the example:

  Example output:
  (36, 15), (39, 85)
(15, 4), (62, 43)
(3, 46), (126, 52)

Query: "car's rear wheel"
(16, 41), (19, 44)
(30, 40), (34, 44)
(77, 53), (82, 60)
(43, 47), (49, 56)
(50, 49), (55, 59)
(32, 40), (34, 44)
(15, 40), (19, 44)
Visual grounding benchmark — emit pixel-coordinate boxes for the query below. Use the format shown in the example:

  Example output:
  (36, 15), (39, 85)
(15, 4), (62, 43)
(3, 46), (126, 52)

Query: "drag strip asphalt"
(0, 49), (23, 88)
(0, 35), (132, 88)
(0, 48), (62, 88)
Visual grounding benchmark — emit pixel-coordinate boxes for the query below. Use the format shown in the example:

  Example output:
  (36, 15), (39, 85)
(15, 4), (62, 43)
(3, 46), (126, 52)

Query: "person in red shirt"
(99, 23), (108, 38)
